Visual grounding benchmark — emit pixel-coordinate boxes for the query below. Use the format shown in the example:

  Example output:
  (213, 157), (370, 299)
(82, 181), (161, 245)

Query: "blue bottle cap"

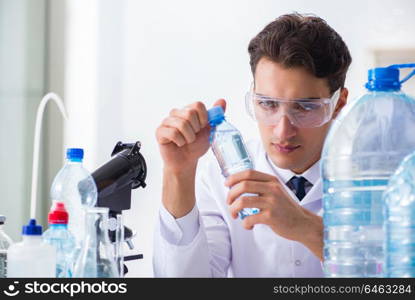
(365, 67), (401, 92)
(207, 106), (225, 126)
(66, 148), (84, 161)
(22, 219), (42, 235)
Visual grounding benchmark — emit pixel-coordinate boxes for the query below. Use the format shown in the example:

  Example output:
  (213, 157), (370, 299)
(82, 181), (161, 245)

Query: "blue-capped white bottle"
(322, 64), (415, 277)
(207, 106), (259, 219)
(383, 151), (415, 277)
(7, 219), (56, 277)
(50, 148), (97, 248)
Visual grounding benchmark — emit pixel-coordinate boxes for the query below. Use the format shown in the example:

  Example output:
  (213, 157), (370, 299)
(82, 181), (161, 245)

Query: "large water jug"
(383, 150), (415, 277)
(322, 63), (415, 277)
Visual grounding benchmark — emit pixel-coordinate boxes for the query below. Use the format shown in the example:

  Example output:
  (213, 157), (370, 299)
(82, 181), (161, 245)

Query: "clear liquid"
(323, 178), (388, 277)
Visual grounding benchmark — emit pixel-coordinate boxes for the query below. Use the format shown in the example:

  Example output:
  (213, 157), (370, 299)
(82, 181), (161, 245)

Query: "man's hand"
(225, 170), (323, 260)
(155, 99), (226, 218)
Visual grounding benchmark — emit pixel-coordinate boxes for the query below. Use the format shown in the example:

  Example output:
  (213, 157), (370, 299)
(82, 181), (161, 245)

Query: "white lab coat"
(153, 139), (324, 277)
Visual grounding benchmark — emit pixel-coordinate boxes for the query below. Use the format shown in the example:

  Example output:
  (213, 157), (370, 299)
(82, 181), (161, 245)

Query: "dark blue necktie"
(288, 176), (308, 201)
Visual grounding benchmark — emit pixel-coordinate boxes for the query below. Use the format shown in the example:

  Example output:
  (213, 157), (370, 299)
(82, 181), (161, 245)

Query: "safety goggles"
(245, 85), (341, 128)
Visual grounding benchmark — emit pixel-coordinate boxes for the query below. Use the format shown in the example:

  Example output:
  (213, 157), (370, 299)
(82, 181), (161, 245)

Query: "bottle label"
(219, 135), (251, 169)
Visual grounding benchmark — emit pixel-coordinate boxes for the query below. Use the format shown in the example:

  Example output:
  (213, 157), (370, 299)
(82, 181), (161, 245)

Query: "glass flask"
(73, 207), (119, 278)
(114, 214), (125, 277)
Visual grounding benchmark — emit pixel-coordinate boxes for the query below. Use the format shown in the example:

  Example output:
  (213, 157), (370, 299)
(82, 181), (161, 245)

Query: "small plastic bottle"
(43, 202), (76, 278)
(0, 216), (13, 278)
(7, 219), (56, 277)
(208, 106), (259, 219)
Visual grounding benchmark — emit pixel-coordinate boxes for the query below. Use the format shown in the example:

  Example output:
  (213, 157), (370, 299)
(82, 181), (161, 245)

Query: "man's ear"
(332, 88), (348, 120)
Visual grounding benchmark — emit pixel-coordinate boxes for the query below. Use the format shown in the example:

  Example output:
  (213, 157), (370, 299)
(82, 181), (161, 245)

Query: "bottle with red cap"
(43, 201), (76, 278)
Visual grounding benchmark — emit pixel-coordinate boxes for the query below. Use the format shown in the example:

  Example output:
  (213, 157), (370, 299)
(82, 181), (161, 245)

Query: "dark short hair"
(248, 13), (352, 93)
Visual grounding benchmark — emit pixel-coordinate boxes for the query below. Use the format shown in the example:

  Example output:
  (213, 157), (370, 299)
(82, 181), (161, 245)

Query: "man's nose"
(272, 115), (297, 140)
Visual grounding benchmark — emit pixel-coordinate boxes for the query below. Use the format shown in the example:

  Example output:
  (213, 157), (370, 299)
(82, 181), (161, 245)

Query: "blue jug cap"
(208, 106), (225, 126)
(22, 219), (42, 235)
(66, 148), (84, 161)
(365, 67), (401, 92)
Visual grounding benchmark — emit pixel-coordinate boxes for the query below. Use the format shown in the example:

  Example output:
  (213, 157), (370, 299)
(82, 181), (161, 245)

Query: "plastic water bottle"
(50, 148), (97, 248)
(43, 202), (76, 278)
(383, 151), (415, 277)
(7, 219), (56, 277)
(207, 106), (259, 219)
(0, 216), (13, 278)
(322, 64), (415, 277)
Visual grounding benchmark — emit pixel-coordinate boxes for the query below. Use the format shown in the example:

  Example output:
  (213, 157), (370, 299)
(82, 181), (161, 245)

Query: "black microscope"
(85, 141), (147, 276)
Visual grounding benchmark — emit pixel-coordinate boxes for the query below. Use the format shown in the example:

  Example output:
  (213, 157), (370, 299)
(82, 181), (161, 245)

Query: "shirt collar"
(265, 154), (320, 186)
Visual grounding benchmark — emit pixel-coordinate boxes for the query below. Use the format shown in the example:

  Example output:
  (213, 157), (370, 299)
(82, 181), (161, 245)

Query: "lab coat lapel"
(300, 178), (322, 206)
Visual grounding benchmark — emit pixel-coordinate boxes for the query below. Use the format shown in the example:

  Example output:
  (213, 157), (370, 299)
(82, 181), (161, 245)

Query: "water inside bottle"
(323, 178), (388, 277)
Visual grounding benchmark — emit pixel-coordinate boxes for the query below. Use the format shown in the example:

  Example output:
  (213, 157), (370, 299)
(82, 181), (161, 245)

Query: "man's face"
(254, 58), (347, 174)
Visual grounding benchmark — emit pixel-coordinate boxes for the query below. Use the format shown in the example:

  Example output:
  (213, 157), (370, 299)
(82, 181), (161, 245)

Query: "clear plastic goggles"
(245, 86), (341, 128)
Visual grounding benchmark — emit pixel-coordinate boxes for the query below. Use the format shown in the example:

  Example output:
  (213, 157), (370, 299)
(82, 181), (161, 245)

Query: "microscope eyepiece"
(86, 141), (147, 213)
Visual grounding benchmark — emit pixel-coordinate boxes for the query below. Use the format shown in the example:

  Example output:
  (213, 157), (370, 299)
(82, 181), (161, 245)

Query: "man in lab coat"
(154, 13), (351, 277)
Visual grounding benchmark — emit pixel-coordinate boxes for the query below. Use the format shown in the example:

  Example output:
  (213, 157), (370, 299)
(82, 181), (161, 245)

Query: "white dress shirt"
(153, 139), (323, 277)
